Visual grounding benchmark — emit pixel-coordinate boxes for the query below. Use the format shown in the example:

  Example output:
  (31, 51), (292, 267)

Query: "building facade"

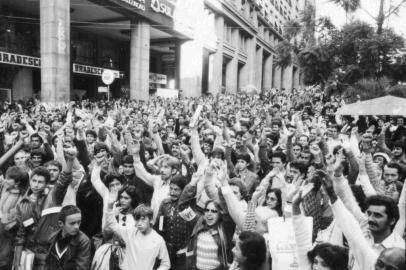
(0, 0), (305, 103)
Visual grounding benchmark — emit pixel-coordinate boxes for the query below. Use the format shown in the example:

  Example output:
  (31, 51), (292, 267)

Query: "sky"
(315, 0), (406, 38)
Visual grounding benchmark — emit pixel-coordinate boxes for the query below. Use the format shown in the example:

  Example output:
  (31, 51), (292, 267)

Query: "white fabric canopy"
(336, 95), (406, 115)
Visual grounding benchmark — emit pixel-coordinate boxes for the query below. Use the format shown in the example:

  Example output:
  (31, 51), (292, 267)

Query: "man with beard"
(131, 139), (180, 223)
(45, 205), (90, 270)
(155, 175), (197, 270)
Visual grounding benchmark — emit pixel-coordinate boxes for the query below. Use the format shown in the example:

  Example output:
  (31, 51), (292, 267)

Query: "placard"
(267, 217), (313, 270)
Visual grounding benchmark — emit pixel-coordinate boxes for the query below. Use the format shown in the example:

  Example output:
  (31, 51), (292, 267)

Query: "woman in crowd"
(184, 200), (235, 270)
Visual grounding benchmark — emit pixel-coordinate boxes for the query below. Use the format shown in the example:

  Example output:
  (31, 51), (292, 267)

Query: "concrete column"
(130, 19), (150, 101)
(255, 46), (263, 91)
(40, 0), (70, 103)
(282, 65), (293, 91)
(273, 66), (282, 89)
(209, 16), (224, 94)
(225, 28), (239, 93)
(12, 68), (33, 100)
(246, 37), (257, 86)
(225, 57), (238, 93)
(179, 40), (203, 97)
(263, 54), (273, 90)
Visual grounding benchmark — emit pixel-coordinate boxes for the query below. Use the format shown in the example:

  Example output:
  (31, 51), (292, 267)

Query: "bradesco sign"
(73, 64), (124, 79)
(0, 51), (41, 68)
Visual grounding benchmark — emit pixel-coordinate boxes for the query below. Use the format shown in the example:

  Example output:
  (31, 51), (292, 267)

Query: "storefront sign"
(73, 64), (124, 79)
(150, 0), (176, 18)
(149, 72), (167, 84)
(118, 0), (146, 10)
(0, 51), (40, 68)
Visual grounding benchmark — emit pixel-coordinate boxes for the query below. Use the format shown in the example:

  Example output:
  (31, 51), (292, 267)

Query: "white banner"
(267, 217), (313, 270)
(0, 51), (40, 68)
(73, 64), (124, 79)
(149, 72), (167, 84)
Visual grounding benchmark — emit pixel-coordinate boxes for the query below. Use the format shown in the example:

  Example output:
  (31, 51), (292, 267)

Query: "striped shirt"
(196, 231), (220, 270)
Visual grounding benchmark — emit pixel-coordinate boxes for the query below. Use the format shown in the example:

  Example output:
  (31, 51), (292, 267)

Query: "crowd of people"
(0, 87), (404, 270)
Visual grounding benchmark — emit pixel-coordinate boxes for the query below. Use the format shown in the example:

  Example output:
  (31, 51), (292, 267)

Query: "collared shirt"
(372, 231), (405, 254)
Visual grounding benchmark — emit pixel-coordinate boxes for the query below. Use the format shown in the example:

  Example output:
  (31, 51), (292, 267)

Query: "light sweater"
(196, 231), (221, 270)
(105, 210), (170, 270)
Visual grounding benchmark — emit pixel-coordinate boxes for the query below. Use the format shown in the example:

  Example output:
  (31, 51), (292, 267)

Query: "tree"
(329, 0), (361, 22)
(376, 0), (406, 35)
(298, 46), (333, 90)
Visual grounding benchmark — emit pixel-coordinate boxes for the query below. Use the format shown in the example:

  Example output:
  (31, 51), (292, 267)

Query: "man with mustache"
(331, 158), (405, 270)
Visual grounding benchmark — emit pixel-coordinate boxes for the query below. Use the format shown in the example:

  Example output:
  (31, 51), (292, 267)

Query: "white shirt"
(106, 210), (170, 270)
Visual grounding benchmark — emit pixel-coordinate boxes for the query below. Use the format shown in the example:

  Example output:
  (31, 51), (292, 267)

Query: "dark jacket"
(185, 215), (235, 270)
(45, 230), (91, 270)
(14, 171), (72, 267)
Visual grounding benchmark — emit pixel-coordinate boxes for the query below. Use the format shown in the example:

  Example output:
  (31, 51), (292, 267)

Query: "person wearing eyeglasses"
(183, 199), (235, 270)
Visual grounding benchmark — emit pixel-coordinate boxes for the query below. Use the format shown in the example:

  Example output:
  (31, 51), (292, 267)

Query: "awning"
(336, 95), (406, 116)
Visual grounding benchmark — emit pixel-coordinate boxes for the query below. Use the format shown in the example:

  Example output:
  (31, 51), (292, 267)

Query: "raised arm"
(394, 183), (405, 236)
(321, 170), (378, 270)
(126, 133), (156, 187)
(292, 190), (312, 270)
(90, 164), (108, 200)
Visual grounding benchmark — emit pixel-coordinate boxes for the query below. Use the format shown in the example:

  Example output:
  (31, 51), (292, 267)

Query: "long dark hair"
(117, 185), (141, 210)
(203, 200), (224, 225)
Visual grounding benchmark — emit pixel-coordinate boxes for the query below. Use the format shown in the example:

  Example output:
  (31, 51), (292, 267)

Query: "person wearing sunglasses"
(183, 199), (235, 270)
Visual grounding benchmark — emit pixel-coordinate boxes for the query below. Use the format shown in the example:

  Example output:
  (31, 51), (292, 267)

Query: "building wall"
(192, 0), (303, 95)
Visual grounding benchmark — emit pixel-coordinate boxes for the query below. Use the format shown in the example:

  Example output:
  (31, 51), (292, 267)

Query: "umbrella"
(336, 95), (406, 116)
(241, 84), (258, 95)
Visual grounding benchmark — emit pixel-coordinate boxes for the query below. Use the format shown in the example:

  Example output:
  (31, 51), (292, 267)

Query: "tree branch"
(384, 0), (406, 18)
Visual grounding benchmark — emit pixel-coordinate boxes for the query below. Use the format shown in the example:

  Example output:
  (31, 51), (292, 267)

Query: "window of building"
(239, 32), (248, 53)
(223, 22), (233, 45)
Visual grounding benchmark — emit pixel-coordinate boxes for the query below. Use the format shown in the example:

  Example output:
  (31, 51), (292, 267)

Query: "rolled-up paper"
(189, 104), (203, 128)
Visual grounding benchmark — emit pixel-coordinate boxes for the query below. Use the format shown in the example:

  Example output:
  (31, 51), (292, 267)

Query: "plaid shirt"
(302, 190), (332, 240)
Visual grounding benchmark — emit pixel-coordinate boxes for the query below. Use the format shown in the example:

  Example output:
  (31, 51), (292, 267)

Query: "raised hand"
(107, 191), (118, 210)
(64, 147), (78, 161)
(251, 185), (266, 204)
(127, 139), (141, 156)
(361, 133), (373, 152)
(316, 170), (337, 202)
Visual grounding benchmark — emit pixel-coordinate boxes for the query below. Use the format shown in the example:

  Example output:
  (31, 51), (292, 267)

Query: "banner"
(149, 72), (167, 84)
(73, 64), (124, 79)
(0, 51), (40, 68)
(267, 217), (313, 270)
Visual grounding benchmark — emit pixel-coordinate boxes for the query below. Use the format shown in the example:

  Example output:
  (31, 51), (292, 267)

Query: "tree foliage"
(296, 20), (405, 88)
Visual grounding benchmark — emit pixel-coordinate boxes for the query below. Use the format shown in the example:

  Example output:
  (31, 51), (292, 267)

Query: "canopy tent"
(336, 95), (406, 116)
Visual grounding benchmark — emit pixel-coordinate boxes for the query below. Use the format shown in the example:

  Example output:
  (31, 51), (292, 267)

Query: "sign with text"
(73, 64), (124, 79)
(150, 0), (176, 18)
(149, 72), (167, 84)
(118, 0), (146, 10)
(0, 51), (40, 68)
